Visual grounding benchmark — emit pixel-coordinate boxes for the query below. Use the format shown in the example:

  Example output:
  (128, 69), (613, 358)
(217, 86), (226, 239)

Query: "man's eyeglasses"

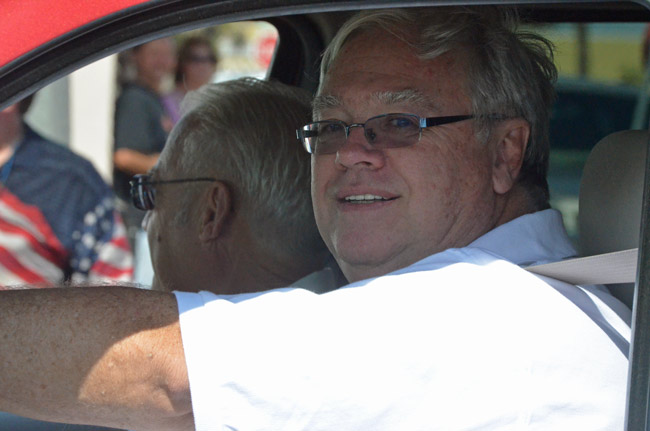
(129, 174), (217, 211)
(297, 113), (474, 155)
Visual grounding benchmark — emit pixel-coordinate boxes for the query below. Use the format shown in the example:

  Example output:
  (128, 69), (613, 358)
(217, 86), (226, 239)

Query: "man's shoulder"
(347, 247), (520, 289)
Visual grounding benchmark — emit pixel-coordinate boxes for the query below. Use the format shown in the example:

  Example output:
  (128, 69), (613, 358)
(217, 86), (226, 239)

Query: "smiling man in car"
(0, 7), (630, 431)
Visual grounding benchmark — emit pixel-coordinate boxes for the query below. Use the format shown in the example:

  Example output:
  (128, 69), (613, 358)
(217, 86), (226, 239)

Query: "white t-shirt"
(175, 209), (630, 430)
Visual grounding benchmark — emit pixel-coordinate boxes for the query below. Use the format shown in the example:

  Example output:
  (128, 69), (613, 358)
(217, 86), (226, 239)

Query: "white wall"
(25, 77), (69, 145)
(69, 55), (117, 183)
(24, 55), (117, 185)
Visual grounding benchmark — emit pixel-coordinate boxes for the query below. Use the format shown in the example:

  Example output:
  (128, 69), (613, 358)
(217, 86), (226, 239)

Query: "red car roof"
(0, 0), (150, 67)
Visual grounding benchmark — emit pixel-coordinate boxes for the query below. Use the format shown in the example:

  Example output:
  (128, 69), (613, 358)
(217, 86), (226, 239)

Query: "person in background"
(113, 38), (176, 246)
(0, 94), (132, 287)
(137, 78), (337, 294)
(162, 36), (218, 126)
(113, 37), (176, 284)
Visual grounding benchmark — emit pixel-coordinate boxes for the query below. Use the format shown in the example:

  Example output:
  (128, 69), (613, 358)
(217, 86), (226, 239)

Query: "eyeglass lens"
(304, 114), (421, 155)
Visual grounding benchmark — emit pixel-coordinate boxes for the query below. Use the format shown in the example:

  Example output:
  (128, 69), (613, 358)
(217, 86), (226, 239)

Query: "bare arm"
(0, 286), (193, 431)
(113, 149), (159, 175)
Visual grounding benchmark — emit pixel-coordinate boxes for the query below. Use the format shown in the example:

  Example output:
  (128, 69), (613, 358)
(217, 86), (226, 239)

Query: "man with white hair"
(137, 78), (335, 293)
(0, 7), (630, 431)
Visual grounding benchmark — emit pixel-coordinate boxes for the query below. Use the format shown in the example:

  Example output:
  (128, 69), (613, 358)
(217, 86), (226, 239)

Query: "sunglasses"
(129, 174), (217, 211)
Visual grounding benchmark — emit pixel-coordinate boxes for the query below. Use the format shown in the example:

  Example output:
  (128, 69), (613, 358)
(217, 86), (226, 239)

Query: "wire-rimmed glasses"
(297, 113), (474, 155)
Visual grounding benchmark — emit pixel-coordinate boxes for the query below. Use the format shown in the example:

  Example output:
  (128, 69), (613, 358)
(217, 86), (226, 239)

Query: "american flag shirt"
(0, 125), (133, 288)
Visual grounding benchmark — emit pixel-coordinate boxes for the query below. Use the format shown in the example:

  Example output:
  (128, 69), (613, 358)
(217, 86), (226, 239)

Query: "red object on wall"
(255, 34), (278, 68)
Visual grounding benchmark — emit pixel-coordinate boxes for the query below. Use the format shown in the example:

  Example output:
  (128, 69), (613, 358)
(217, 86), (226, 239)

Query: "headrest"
(579, 130), (649, 256)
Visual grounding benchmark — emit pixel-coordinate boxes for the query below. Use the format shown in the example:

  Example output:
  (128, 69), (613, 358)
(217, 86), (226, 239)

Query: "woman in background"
(162, 36), (218, 125)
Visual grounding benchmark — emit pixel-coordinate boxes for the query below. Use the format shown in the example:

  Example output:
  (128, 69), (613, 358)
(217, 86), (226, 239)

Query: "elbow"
(113, 149), (130, 171)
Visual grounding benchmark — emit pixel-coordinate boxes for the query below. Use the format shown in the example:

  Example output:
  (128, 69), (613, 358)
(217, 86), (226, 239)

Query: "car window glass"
(19, 21), (278, 286)
(528, 22), (648, 245)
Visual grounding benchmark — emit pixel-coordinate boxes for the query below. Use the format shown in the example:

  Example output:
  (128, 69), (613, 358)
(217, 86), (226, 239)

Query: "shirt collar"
(293, 266), (340, 293)
(468, 209), (577, 267)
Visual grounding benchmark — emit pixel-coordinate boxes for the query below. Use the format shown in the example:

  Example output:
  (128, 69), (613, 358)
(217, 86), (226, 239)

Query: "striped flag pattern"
(0, 189), (133, 289)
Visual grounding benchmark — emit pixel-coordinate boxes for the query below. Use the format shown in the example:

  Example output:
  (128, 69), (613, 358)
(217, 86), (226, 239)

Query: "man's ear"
(198, 181), (232, 242)
(492, 118), (530, 195)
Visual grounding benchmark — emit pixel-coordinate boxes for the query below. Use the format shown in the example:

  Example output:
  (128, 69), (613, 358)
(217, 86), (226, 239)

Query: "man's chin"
(336, 249), (402, 283)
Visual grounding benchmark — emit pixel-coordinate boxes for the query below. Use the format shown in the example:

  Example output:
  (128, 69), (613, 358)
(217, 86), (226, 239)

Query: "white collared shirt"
(175, 209), (630, 431)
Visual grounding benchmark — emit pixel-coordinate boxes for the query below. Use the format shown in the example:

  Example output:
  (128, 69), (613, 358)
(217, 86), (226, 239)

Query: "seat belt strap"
(525, 248), (638, 285)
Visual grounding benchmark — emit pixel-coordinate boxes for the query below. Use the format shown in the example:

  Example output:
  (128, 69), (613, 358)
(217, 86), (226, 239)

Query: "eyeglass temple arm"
(296, 129), (318, 140)
(423, 115), (474, 127)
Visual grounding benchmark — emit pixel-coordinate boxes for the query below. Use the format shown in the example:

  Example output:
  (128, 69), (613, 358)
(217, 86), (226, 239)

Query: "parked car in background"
(552, 77), (641, 152)
(549, 77), (648, 241)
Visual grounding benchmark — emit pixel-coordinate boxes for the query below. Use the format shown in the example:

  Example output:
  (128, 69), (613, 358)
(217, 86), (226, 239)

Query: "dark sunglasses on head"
(129, 174), (217, 211)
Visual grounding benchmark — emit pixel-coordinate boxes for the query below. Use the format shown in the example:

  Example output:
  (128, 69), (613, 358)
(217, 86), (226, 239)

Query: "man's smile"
(343, 194), (396, 204)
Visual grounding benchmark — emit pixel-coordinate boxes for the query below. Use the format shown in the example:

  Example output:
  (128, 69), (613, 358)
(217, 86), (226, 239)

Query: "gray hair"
(164, 77), (326, 261)
(319, 7), (557, 209)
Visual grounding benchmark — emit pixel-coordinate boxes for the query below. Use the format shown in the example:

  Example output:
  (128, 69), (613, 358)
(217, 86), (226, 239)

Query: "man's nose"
(335, 126), (385, 170)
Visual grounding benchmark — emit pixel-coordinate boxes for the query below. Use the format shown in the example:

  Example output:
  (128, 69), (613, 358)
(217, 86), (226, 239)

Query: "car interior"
(1, 1), (650, 430)
(580, 130), (649, 305)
